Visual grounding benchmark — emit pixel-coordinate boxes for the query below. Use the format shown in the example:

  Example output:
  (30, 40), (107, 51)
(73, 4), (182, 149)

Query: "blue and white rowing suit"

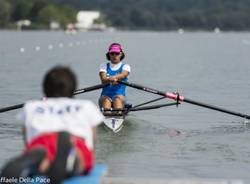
(99, 62), (131, 99)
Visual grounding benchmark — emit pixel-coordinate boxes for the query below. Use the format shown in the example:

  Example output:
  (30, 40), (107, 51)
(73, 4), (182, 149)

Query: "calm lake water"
(1, 30), (250, 182)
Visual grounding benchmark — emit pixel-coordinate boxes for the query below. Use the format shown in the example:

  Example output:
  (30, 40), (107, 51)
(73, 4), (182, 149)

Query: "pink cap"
(108, 43), (122, 53)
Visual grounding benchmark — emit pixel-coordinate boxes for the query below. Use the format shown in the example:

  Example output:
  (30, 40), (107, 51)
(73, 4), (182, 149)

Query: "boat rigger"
(101, 100), (178, 133)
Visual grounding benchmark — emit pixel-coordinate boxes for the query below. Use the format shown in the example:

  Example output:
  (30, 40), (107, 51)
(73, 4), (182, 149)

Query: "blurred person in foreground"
(0, 66), (104, 184)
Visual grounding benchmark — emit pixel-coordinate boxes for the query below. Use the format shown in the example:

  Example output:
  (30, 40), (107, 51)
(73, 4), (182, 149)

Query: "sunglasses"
(109, 52), (121, 56)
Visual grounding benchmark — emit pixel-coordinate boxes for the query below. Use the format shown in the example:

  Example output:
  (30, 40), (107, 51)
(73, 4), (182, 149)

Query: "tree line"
(1, 0), (250, 30)
(0, 0), (76, 29)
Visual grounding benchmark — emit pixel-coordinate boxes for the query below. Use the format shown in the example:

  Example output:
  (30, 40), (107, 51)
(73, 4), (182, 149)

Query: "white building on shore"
(75, 11), (107, 31)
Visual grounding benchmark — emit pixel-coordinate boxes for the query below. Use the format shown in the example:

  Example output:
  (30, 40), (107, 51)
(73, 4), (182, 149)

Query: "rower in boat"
(99, 43), (131, 132)
(0, 66), (105, 184)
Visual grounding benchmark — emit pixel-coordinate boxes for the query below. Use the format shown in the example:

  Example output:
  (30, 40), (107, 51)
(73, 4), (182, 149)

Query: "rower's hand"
(109, 76), (118, 84)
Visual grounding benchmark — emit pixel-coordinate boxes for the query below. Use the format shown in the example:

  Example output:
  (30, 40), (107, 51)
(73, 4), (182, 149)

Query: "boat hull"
(103, 116), (125, 133)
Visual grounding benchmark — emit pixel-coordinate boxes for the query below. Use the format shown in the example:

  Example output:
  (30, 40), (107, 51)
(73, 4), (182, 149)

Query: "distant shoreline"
(1, 29), (250, 33)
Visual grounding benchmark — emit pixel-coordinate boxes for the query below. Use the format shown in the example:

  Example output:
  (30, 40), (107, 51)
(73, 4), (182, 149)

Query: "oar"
(0, 83), (108, 113)
(74, 83), (108, 95)
(118, 80), (250, 119)
(0, 104), (24, 113)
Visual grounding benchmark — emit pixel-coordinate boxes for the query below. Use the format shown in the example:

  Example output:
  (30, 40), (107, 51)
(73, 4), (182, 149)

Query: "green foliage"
(28, 0), (49, 22)
(2, 0), (250, 30)
(53, 0), (250, 30)
(38, 5), (61, 25)
(11, 0), (33, 21)
(36, 3), (76, 28)
(59, 5), (77, 26)
(3, 0), (76, 29)
(0, 0), (11, 27)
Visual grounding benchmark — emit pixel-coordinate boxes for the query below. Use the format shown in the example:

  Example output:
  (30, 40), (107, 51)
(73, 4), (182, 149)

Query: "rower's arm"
(114, 70), (129, 80)
(99, 72), (110, 83)
(99, 70), (129, 84)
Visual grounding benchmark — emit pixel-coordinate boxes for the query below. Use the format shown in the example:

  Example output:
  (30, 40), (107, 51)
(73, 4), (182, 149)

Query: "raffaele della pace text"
(0, 176), (50, 183)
